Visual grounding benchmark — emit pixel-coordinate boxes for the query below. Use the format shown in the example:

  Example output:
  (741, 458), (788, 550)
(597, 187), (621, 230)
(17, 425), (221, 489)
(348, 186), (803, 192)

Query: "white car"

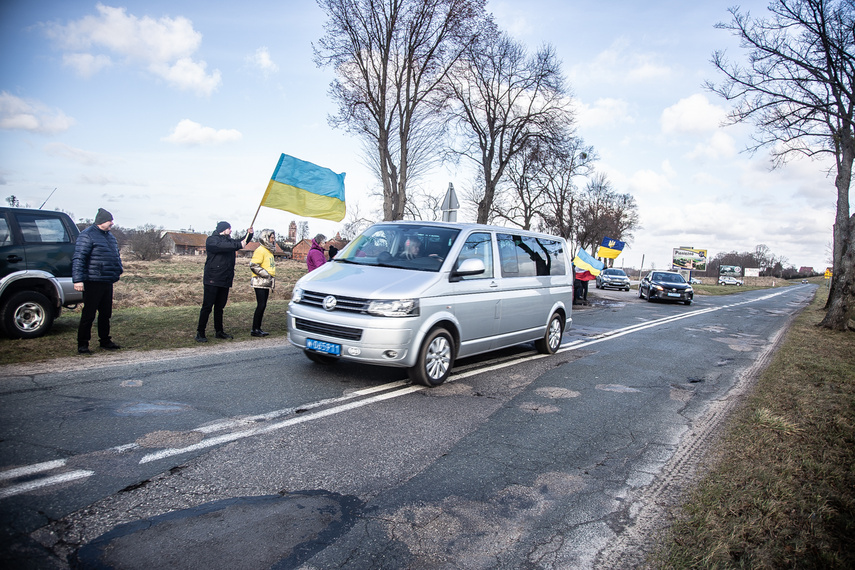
(718, 276), (743, 286)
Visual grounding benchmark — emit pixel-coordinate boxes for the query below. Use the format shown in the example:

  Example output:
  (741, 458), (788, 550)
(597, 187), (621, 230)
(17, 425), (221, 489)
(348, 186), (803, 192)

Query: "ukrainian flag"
(596, 236), (625, 259)
(573, 248), (604, 276)
(260, 154), (346, 222)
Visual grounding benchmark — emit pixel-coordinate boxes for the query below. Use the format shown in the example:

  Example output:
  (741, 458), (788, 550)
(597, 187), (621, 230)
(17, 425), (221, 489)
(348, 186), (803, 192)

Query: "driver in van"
(400, 237), (422, 259)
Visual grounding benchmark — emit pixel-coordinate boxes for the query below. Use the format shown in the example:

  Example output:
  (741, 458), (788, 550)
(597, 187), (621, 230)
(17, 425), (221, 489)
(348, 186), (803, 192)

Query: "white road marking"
(0, 470), (94, 499)
(0, 287), (796, 497)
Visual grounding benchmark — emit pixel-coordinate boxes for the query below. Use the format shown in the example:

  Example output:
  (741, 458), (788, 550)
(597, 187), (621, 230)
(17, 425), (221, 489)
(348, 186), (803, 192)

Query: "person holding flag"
(572, 248), (604, 305)
(196, 221), (253, 342)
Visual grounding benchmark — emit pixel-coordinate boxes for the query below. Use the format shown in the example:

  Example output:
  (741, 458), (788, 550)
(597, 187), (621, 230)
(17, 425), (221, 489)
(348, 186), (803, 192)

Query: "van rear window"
(497, 234), (566, 277)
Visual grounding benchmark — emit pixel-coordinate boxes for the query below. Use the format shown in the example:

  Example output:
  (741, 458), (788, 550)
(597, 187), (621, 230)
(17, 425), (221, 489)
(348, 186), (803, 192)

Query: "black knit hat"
(215, 221), (231, 234)
(94, 208), (113, 225)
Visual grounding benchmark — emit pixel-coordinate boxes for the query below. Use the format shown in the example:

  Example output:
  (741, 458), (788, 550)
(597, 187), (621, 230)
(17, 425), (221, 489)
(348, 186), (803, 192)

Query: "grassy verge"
(653, 285), (855, 568)
(0, 256), (307, 366)
(0, 301), (292, 365)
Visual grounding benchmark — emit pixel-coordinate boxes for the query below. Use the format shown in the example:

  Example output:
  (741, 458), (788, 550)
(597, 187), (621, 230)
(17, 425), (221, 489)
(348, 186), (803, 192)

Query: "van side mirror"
(450, 257), (486, 282)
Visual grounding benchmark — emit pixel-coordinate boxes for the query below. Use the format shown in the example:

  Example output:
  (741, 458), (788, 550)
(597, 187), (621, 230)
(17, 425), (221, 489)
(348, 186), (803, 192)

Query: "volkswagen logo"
(323, 295), (337, 311)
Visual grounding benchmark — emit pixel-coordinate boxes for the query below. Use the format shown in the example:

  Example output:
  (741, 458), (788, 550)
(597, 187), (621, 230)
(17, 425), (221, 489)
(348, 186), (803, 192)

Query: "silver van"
(287, 221), (573, 386)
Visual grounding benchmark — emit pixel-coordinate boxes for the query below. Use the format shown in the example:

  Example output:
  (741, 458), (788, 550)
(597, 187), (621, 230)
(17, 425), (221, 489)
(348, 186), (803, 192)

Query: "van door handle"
(489, 281), (498, 288)
(6, 255), (22, 263)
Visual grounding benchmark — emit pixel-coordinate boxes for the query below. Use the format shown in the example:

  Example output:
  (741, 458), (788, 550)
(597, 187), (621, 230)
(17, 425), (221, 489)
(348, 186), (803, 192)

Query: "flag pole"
(250, 203), (262, 229)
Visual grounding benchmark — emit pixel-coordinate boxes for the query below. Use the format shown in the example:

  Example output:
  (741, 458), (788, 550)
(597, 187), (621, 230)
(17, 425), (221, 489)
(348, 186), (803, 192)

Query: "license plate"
(667, 292), (681, 298)
(306, 338), (341, 356)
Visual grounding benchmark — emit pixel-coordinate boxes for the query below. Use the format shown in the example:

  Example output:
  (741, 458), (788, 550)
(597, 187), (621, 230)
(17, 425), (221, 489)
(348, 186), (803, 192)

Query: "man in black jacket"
(73, 208), (123, 354)
(196, 221), (253, 342)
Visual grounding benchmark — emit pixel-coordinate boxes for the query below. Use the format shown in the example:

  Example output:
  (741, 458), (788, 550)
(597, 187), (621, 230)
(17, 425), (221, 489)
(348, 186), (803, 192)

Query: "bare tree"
(297, 221), (310, 242)
(125, 225), (164, 261)
(707, 0), (855, 330)
(339, 203), (376, 239)
(573, 173), (639, 260)
(315, 0), (484, 221)
(445, 25), (574, 224)
(536, 136), (596, 249)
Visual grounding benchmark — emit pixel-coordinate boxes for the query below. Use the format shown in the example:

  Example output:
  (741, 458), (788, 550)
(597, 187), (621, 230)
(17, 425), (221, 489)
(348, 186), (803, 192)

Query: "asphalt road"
(0, 284), (817, 569)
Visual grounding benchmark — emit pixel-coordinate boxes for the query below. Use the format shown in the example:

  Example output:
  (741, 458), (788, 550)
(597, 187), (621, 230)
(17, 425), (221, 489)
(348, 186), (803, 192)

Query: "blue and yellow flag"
(596, 236), (625, 259)
(573, 248), (604, 277)
(260, 154), (346, 222)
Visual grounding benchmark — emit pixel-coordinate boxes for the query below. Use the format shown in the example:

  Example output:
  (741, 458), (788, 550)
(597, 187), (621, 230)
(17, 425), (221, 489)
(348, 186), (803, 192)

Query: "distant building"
(240, 241), (289, 258)
(161, 232), (209, 255)
(798, 266), (814, 275)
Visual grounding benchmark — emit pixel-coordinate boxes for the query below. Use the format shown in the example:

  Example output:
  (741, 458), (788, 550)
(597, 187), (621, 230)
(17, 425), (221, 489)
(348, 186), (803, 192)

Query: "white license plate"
(306, 338), (341, 356)
(667, 292), (681, 298)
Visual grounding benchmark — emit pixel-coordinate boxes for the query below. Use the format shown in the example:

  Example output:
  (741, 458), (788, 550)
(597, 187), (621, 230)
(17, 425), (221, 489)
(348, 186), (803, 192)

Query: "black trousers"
(253, 288), (269, 330)
(77, 281), (113, 346)
(197, 285), (230, 334)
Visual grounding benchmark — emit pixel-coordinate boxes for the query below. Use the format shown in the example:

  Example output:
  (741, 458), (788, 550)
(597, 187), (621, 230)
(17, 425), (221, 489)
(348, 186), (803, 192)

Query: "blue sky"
(0, 0), (839, 272)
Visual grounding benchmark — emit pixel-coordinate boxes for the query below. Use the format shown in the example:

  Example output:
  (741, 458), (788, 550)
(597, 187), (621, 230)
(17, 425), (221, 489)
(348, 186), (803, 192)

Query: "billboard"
(744, 268), (760, 277)
(720, 265), (742, 276)
(672, 248), (707, 271)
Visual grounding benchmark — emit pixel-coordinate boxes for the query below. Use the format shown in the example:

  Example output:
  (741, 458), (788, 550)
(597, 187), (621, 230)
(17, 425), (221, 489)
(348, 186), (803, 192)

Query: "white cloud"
(687, 130), (736, 160)
(45, 4), (221, 96)
(0, 91), (75, 134)
(576, 97), (633, 129)
(62, 52), (112, 77)
(162, 119), (242, 146)
(661, 94), (726, 135)
(570, 40), (671, 86)
(43, 142), (106, 165)
(246, 47), (279, 77)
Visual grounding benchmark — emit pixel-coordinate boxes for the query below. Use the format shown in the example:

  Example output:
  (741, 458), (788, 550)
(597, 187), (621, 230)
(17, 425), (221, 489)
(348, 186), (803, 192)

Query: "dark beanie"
(94, 208), (113, 225)
(215, 221), (231, 234)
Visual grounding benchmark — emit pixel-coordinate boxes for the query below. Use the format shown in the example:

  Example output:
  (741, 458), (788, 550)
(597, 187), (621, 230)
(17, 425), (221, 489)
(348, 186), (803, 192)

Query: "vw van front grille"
(295, 318), (363, 341)
(300, 291), (371, 313)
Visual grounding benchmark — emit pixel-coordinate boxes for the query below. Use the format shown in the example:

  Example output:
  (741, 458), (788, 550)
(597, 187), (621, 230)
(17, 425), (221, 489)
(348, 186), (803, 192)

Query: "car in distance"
(638, 270), (694, 305)
(0, 207), (83, 338)
(690, 277), (701, 284)
(718, 276), (744, 286)
(595, 267), (631, 291)
(288, 221), (573, 387)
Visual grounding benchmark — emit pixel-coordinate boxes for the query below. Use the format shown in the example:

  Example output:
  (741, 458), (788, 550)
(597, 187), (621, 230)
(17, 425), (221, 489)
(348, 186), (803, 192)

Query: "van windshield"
(336, 224), (460, 272)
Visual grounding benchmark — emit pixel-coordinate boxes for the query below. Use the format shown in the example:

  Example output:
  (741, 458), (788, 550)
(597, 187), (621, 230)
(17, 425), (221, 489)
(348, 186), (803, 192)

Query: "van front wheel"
(408, 328), (454, 387)
(535, 312), (564, 354)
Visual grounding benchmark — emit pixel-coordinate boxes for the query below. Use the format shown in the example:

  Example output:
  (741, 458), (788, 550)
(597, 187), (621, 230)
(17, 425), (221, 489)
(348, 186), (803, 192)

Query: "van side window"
(18, 214), (71, 244)
(456, 232), (493, 280)
(536, 238), (566, 275)
(498, 234), (565, 277)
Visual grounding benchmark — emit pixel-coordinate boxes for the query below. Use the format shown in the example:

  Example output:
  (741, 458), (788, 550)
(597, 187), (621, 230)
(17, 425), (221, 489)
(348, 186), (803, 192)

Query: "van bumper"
(287, 305), (418, 368)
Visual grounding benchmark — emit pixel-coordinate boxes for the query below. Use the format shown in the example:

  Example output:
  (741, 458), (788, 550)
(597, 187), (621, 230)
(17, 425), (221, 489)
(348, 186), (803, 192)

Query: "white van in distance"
(288, 221), (573, 386)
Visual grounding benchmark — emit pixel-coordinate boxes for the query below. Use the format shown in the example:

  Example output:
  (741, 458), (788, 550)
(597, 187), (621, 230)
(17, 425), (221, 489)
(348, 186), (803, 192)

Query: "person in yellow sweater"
(250, 229), (276, 337)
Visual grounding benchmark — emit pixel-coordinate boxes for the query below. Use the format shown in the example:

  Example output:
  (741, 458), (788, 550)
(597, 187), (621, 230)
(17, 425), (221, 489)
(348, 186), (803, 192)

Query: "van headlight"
(367, 299), (419, 317)
(291, 287), (303, 303)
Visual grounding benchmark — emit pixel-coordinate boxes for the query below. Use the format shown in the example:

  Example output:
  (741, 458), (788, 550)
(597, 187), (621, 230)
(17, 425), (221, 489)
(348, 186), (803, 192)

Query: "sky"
(0, 0), (843, 273)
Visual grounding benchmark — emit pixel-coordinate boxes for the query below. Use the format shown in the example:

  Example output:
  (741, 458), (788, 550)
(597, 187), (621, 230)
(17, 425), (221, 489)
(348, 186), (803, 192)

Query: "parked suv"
(0, 207), (82, 338)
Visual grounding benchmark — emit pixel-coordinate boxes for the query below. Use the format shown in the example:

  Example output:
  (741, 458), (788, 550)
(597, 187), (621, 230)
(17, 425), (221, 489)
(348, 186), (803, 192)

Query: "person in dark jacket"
(73, 208), (123, 354)
(196, 221), (253, 342)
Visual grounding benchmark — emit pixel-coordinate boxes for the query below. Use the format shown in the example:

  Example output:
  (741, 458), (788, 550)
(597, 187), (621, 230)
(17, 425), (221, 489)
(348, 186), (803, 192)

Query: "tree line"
(318, 0), (854, 330)
(315, 0), (639, 258)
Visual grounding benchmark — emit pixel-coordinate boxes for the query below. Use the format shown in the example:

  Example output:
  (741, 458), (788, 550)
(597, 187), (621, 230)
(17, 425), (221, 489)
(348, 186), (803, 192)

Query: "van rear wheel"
(535, 312), (564, 354)
(408, 327), (454, 387)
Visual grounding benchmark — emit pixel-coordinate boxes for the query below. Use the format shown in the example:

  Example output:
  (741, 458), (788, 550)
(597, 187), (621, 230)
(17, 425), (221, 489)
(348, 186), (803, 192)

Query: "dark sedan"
(638, 271), (693, 305)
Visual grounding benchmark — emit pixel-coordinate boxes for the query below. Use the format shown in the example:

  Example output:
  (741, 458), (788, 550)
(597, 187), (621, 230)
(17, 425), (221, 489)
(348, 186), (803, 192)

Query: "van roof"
(372, 220), (566, 240)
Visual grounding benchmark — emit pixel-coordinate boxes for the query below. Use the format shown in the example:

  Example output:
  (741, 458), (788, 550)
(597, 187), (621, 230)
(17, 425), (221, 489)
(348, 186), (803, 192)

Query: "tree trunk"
(819, 135), (855, 330)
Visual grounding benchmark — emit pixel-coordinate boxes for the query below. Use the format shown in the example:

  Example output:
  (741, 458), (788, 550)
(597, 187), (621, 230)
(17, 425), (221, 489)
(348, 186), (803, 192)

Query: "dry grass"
(0, 255), (311, 365)
(654, 285), (855, 569)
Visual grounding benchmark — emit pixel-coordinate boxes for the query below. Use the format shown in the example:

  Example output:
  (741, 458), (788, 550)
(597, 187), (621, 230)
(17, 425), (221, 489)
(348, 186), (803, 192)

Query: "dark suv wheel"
(1, 291), (55, 339)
